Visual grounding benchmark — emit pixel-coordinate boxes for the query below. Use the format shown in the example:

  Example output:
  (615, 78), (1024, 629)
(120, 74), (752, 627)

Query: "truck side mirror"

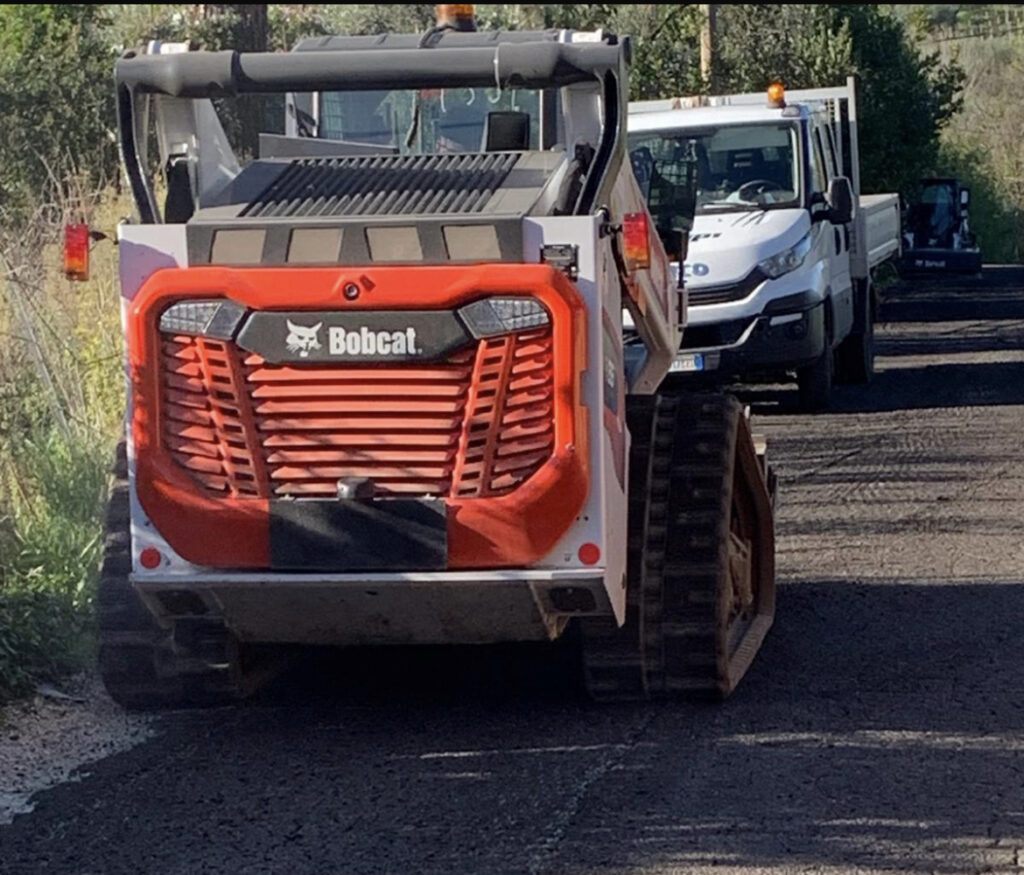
(826, 176), (854, 225)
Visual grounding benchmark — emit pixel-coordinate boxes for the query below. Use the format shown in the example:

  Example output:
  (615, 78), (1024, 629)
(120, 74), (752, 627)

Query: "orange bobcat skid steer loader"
(95, 19), (775, 708)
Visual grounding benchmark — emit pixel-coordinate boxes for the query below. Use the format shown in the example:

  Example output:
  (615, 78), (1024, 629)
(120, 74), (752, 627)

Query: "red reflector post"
(622, 212), (650, 271)
(64, 223), (90, 281)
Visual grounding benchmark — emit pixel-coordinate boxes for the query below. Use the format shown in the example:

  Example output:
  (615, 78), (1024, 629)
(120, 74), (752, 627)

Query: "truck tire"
(796, 344), (833, 412)
(580, 392), (776, 701)
(835, 320), (874, 385)
(98, 441), (255, 710)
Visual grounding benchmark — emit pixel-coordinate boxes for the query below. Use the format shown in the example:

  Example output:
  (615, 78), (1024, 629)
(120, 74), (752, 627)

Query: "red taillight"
(623, 212), (650, 271)
(139, 547), (162, 569)
(64, 224), (90, 281)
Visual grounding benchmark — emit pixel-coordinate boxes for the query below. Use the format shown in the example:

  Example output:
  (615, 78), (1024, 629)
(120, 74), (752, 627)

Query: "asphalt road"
(4, 267), (1024, 875)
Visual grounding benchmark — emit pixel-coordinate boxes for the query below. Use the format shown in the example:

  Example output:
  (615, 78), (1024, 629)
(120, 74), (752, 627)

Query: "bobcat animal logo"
(285, 320), (323, 358)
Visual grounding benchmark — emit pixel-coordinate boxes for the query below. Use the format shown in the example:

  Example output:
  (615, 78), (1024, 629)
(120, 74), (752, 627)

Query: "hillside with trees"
(0, 3), (1017, 701)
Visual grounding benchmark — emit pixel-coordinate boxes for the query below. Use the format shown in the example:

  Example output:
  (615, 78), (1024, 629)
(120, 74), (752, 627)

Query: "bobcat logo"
(285, 320), (322, 358)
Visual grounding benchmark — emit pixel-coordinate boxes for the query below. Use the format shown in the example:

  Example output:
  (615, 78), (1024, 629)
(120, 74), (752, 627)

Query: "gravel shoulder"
(0, 672), (154, 825)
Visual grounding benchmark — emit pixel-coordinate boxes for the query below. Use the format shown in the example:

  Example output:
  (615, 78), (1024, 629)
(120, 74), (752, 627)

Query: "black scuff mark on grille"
(241, 152), (522, 219)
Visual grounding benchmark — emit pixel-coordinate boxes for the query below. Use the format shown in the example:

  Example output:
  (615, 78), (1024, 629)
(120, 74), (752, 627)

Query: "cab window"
(810, 131), (828, 193)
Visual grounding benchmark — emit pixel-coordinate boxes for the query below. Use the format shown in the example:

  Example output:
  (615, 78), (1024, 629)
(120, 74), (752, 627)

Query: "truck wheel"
(796, 344), (833, 412)
(835, 284), (875, 385)
(835, 318), (874, 385)
(580, 392), (776, 701)
(98, 441), (257, 710)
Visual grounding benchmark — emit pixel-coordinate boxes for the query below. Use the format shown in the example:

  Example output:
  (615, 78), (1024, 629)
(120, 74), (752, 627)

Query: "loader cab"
(295, 86), (543, 155)
(904, 178), (971, 250)
(899, 176), (981, 275)
(287, 4), (546, 157)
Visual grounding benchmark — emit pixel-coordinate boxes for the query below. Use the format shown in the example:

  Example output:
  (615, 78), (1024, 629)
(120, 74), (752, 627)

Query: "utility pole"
(700, 4), (717, 93)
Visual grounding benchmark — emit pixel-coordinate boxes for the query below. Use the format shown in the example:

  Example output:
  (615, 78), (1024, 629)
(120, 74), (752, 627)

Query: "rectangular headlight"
(158, 300), (246, 339)
(458, 297), (550, 338)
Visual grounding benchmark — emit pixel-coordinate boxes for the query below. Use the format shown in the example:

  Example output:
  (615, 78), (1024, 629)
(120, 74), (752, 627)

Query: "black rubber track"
(580, 391), (776, 701)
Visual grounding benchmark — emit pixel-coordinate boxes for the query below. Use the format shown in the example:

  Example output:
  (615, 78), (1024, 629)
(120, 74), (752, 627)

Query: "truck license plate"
(670, 353), (704, 373)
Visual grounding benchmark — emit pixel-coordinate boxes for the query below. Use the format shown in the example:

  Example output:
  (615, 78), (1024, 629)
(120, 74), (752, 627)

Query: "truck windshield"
(629, 122), (800, 216)
(318, 87), (541, 154)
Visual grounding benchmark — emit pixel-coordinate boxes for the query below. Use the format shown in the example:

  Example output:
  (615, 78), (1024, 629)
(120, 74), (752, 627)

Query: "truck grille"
(687, 268), (767, 306)
(159, 328), (554, 499)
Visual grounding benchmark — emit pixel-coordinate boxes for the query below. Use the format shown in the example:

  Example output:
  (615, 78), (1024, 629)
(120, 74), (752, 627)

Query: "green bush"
(939, 141), (1023, 264)
(0, 396), (115, 703)
(0, 587), (87, 702)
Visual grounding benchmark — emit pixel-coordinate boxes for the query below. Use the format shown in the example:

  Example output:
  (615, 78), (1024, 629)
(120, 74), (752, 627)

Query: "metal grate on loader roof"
(241, 152), (522, 219)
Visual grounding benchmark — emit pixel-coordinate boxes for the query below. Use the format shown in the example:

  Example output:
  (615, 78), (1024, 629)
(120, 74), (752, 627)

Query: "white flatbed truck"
(628, 78), (901, 410)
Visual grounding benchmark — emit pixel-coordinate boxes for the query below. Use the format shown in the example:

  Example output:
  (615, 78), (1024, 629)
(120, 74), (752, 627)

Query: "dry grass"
(0, 186), (130, 701)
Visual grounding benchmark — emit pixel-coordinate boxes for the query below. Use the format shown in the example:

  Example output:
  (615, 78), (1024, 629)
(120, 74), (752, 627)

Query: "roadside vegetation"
(0, 3), (1017, 703)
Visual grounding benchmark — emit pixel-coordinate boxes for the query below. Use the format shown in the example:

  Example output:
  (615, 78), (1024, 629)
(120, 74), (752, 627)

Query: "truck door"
(814, 124), (853, 344)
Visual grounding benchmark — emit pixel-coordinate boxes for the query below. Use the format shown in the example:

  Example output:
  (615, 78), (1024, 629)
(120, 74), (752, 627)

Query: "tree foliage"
(0, 5), (118, 218)
(715, 5), (964, 195)
(0, 4), (975, 223)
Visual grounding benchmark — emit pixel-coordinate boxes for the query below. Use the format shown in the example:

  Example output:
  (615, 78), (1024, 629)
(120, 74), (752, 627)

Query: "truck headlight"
(758, 232), (812, 279)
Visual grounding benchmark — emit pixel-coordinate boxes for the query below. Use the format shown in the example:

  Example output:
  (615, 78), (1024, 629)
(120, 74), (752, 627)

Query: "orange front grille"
(160, 328), (554, 500)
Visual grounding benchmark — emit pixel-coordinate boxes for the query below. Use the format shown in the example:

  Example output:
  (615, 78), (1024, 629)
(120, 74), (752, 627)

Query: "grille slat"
(251, 399), (466, 415)
(267, 449), (457, 465)
(256, 415), (465, 433)
(271, 464), (452, 481)
(276, 481), (450, 497)
(250, 382), (468, 399)
(263, 432), (457, 448)
(241, 153), (521, 219)
(246, 364), (472, 383)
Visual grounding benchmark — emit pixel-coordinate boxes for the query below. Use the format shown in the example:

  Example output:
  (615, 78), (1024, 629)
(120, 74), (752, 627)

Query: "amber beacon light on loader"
(81, 8), (777, 708)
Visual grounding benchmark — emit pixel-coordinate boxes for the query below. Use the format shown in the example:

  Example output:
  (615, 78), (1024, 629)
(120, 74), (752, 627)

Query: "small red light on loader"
(64, 223), (90, 281)
(578, 542), (601, 566)
(623, 212), (650, 271)
(139, 547), (162, 569)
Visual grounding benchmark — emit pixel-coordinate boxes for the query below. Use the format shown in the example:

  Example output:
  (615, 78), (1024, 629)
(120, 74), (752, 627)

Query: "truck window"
(810, 132), (828, 193)
(823, 124), (841, 178)
(629, 122), (800, 218)
(814, 126), (837, 181)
